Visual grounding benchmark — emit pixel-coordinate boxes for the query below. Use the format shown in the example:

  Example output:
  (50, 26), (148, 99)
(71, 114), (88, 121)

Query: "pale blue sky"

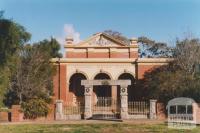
(1, 0), (200, 46)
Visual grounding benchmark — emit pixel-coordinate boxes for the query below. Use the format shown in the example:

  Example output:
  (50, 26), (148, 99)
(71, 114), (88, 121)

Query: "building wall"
(53, 34), (171, 104)
(137, 63), (168, 79)
(66, 63), (136, 81)
(65, 47), (138, 58)
(52, 60), (170, 104)
(53, 62), (136, 104)
(134, 58), (171, 79)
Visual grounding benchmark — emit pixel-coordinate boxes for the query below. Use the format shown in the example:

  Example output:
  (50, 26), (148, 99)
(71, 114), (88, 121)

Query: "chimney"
(130, 37), (138, 46)
(65, 36), (74, 45)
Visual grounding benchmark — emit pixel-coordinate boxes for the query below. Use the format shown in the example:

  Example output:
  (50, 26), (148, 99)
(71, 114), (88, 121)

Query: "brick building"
(51, 33), (171, 120)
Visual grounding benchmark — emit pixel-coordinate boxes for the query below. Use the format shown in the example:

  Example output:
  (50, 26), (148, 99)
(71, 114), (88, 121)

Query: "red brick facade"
(88, 52), (110, 58)
(0, 111), (9, 122)
(53, 66), (59, 101)
(66, 52), (87, 58)
(110, 52), (129, 58)
(54, 34), (176, 122)
(52, 33), (171, 108)
(65, 49), (138, 58)
(137, 65), (160, 79)
(11, 105), (23, 122)
(60, 65), (67, 101)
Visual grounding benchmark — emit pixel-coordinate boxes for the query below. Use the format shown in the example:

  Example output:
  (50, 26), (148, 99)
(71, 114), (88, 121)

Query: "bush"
(21, 99), (49, 119)
(0, 107), (10, 112)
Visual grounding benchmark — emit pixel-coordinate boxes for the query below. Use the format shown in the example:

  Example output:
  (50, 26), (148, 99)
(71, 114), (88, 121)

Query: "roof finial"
(130, 37), (138, 46)
(65, 36), (74, 45)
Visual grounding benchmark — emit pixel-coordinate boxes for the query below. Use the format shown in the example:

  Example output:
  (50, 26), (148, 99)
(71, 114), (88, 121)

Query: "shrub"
(0, 107), (10, 112)
(21, 99), (49, 119)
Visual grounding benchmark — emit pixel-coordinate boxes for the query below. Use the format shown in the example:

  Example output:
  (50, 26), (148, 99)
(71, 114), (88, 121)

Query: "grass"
(0, 123), (200, 133)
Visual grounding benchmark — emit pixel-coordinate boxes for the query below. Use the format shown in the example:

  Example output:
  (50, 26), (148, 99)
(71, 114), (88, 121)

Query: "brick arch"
(68, 72), (88, 102)
(117, 72), (137, 101)
(93, 71), (112, 98)
(68, 71), (89, 83)
(92, 70), (113, 80)
(116, 71), (135, 80)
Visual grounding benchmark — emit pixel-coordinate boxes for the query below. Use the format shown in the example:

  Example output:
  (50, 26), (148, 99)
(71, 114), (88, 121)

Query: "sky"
(1, 0), (200, 47)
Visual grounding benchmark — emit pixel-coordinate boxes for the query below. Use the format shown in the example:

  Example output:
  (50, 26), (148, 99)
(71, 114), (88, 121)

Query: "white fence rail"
(168, 114), (194, 123)
(168, 114), (196, 129)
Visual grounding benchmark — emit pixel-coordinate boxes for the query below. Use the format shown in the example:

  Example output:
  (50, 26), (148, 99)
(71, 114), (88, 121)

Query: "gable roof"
(75, 32), (129, 47)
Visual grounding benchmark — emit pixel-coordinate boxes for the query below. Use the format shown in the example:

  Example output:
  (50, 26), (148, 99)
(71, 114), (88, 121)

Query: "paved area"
(0, 119), (165, 125)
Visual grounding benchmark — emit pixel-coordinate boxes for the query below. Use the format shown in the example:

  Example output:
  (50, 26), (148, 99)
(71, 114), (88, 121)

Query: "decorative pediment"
(88, 35), (116, 46)
(76, 33), (127, 47)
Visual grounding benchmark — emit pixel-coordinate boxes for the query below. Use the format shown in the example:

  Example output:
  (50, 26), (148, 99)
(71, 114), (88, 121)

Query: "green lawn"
(0, 123), (199, 133)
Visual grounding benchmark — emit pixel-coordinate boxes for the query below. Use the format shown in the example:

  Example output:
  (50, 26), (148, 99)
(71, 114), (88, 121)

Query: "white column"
(84, 86), (93, 119)
(150, 99), (157, 119)
(55, 100), (64, 120)
(120, 86), (128, 119)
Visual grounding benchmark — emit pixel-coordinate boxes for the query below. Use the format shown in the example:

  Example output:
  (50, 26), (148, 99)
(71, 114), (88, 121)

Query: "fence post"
(56, 100), (64, 120)
(11, 105), (23, 122)
(120, 85), (128, 119)
(84, 86), (92, 119)
(150, 99), (157, 119)
(192, 102), (198, 123)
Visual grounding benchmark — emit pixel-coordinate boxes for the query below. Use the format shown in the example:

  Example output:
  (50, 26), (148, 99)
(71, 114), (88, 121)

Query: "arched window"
(93, 73), (111, 97)
(69, 73), (87, 97)
(118, 73), (136, 101)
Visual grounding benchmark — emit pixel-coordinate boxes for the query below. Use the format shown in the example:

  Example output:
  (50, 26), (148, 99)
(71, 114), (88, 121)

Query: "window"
(177, 105), (186, 114)
(170, 106), (176, 114)
(187, 105), (193, 114)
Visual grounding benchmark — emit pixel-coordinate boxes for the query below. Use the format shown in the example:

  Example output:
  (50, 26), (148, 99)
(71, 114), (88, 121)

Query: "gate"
(92, 97), (120, 119)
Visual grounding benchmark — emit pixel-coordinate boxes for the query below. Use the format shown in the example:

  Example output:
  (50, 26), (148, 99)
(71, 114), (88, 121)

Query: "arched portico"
(93, 73), (111, 98)
(69, 73), (87, 104)
(118, 73), (136, 101)
(81, 79), (131, 119)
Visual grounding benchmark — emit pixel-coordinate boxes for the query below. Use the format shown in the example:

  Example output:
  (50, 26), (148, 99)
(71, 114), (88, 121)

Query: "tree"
(104, 30), (173, 58)
(0, 12), (61, 113)
(0, 12), (31, 107)
(138, 36), (173, 58)
(104, 30), (130, 45)
(0, 13), (31, 66)
(33, 37), (62, 58)
(5, 38), (61, 106)
(142, 37), (200, 104)
(174, 38), (200, 78)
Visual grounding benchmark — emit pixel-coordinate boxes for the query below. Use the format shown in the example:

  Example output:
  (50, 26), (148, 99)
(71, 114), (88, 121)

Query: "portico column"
(120, 85), (128, 119)
(84, 85), (93, 119)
